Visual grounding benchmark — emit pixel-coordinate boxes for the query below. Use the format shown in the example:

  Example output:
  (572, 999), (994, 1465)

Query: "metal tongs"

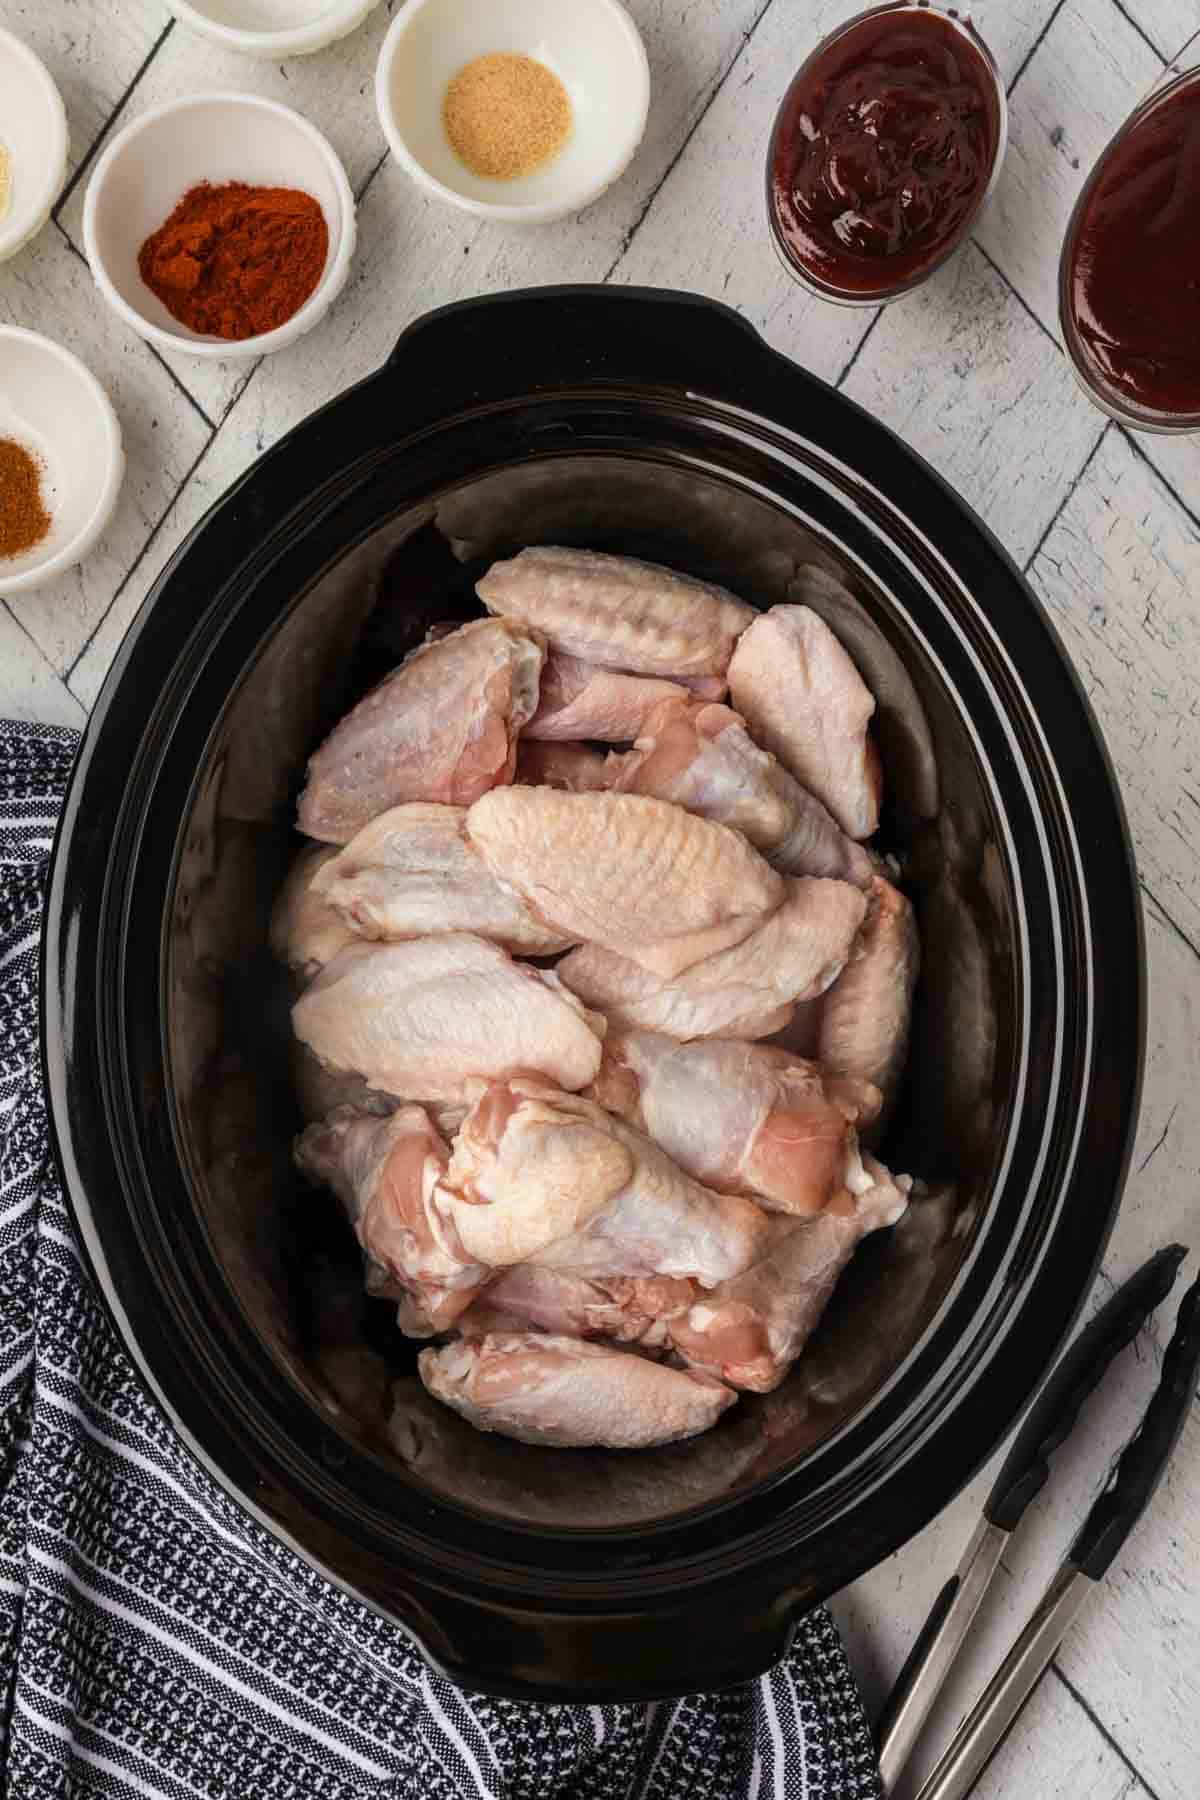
(877, 1244), (1200, 1800)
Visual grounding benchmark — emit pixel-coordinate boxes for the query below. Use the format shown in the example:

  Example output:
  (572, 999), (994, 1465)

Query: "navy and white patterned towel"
(0, 718), (882, 1799)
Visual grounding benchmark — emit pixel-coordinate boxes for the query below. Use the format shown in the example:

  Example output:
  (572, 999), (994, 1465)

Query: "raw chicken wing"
(786, 563), (939, 819)
(728, 605), (882, 838)
(477, 546), (754, 677)
(291, 935), (603, 1104)
(614, 697), (874, 886)
(297, 618), (544, 842)
(559, 876), (868, 1040)
(440, 1078), (772, 1284)
(525, 650), (693, 742)
(467, 787), (783, 978)
(592, 1030), (878, 1214)
(419, 1332), (736, 1448)
(310, 802), (571, 954)
(269, 844), (359, 979)
(818, 875), (920, 1126)
(460, 1264), (696, 1350)
(295, 1106), (486, 1334)
(668, 1157), (911, 1390)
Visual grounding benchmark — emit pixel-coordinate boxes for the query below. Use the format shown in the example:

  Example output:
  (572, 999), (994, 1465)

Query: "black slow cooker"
(43, 287), (1142, 1701)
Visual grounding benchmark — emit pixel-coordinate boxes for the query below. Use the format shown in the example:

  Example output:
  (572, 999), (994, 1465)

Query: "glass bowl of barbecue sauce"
(1061, 64), (1200, 431)
(767, 2), (1005, 305)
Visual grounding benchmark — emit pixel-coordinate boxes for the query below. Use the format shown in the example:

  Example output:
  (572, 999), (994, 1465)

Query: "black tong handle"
(1070, 1268), (1200, 1579)
(986, 1246), (1187, 1533)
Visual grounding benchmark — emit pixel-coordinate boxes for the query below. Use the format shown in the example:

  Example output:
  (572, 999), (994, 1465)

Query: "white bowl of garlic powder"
(376, 0), (650, 224)
(0, 29), (68, 264)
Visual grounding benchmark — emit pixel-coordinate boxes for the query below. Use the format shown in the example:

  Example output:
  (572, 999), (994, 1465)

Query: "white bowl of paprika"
(82, 92), (356, 359)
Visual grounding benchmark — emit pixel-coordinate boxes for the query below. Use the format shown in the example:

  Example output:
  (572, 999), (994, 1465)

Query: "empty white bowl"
(82, 93), (356, 360)
(376, 0), (650, 223)
(167, 0), (385, 59)
(0, 28), (69, 263)
(0, 327), (124, 595)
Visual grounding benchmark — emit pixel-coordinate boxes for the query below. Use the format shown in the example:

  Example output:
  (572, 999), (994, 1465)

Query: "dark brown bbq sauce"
(1065, 76), (1200, 419)
(770, 5), (1001, 298)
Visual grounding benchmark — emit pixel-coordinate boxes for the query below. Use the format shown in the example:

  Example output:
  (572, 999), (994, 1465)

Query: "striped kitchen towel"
(0, 718), (882, 1800)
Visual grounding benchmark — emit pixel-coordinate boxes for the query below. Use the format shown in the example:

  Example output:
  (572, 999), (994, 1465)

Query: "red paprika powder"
(138, 181), (329, 341)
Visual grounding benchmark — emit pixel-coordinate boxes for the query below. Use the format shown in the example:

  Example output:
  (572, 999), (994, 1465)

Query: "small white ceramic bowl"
(376, 0), (650, 224)
(0, 28), (69, 263)
(0, 327), (124, 596)
(167, 0), (385, 60)
(82, 93), (356, 360)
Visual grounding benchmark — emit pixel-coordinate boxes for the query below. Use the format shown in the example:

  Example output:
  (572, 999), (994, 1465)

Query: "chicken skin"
(614, 697), (874, 886)
(295, 1105), (486, 1335)
(524, 650), (694, 742)
(668, 1157), (911, 1391)
(559, 876), (867, 1041)
(440, 1078), (772, 1285)
(477, 546), (754, 677)
(419, 1332), (736, 1448)
(291, 935), (603, 1104)
(467, 787), (783, 979)
(297, 618), (544, 843)
(309, 802), (571, 955)
(269, 844), (359, 980)
(728, 605), (882, 839)
(591, 1030), (878, 1215)
(817, 876), (920, 1126)
(459, 1263), (695, 1351)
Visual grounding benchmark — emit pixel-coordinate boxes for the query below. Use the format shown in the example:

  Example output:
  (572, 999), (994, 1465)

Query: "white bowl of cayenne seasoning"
(81, 92), (356, 359)
(0, 327), (124, 596)
(376, 0), (650, 224)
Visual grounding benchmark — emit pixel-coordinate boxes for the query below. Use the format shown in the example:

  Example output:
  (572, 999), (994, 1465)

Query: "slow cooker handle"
(384, 283), (772, 398)
(389, 1573), (811, 1703)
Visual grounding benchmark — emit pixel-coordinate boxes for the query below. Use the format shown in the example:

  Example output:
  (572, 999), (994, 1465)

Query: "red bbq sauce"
(1063, 73), (1200, 423)
(769, 3), (1003, 301)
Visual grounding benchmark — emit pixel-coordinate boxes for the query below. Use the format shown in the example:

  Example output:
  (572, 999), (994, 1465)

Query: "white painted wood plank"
(1056, 1400), (1200, 1800)
(67, 422), (255, 712)
(0, 604), (86, 730)
(1030, 428), (1200, 948)
(1118, 0), (1200, 60)
(3, 0), (172, 189)
(972, 0), (1063, 86)
(0, 225), (211, 678)
(974, 0), (1163, 348)
(840, 242), (1103, 563)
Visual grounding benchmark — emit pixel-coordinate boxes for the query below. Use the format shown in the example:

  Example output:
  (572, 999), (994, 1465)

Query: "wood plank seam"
(1005, 0), (1072, 99)
(602, 0), (778, 279)
(1051, 1666), (1161, 1800)
(64, 428), (218, 688)
(1107, 0), (1173, 62)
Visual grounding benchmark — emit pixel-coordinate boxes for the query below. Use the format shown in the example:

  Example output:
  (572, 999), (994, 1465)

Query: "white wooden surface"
(2, 3), (1198, 1793)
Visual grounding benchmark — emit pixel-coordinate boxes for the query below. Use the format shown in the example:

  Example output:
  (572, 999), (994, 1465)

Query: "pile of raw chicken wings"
(273, 547), (923, 1451)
